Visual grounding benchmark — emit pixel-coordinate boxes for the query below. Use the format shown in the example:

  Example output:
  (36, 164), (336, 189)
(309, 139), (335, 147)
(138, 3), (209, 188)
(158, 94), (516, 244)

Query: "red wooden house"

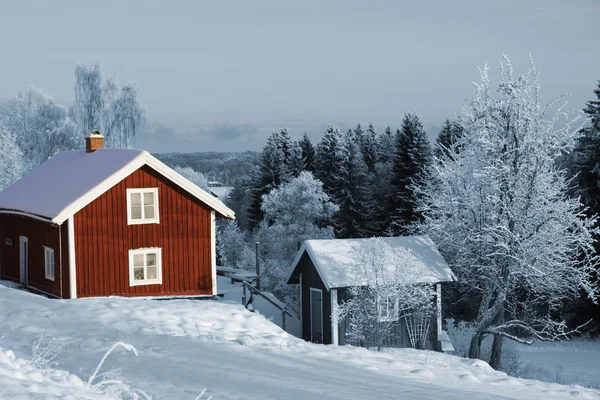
(0, 131), (235, 299)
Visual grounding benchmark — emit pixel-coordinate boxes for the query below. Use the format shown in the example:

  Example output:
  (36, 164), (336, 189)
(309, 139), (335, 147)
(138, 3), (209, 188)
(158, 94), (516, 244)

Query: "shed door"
(19, 236), (28, 285)
(310, 288), (323, 343)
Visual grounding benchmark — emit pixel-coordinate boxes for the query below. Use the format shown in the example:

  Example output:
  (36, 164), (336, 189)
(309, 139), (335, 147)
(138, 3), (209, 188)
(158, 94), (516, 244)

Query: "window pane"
(134, 267), (145, 280)
(147, 266), (157, 280)
(134, 254), (144, 267)
(130, 193), (141, 206)
(146, 253), (156, 266)
(144, 205), (155, 219)
(131, 205), (142, 220)
(143, 192), (155, 205)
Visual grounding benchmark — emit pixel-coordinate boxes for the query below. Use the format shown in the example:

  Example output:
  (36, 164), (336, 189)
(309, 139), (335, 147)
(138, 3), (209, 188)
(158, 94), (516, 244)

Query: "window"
(127, 188), (159, 225)
(44, 247), (55, 281)
(128, 248), (162, 286)
(377, 294), (399, 322)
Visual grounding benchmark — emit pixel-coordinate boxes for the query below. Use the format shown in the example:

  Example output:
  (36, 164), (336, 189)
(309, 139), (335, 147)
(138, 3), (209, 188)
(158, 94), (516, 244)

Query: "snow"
(1, 281), (598, 400)
(0, 149), (144, 220)
(288, 235), (456, 289)
(208, 186), (232, 202)
(0, 348), (113, 399)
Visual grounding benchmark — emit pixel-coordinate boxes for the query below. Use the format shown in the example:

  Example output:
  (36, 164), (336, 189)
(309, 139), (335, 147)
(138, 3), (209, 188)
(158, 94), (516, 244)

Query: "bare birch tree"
(71, 63), (145, 148)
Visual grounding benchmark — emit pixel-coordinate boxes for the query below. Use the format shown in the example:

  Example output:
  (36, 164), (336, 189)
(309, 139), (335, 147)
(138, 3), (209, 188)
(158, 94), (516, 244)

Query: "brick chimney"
(85, 130), (104, 153)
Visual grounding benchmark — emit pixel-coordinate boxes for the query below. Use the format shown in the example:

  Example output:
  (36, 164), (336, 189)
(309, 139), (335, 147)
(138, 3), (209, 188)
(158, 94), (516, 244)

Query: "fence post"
(242, 281), (247, 307)
(282, 310), (286, 332)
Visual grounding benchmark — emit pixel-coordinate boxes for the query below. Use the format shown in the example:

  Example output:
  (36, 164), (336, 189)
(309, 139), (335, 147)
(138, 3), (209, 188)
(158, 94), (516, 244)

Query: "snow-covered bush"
(0, 129), (26, 190)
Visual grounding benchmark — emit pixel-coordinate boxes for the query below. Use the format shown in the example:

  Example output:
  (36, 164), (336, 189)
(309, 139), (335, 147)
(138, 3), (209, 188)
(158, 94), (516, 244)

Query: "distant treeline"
(155, 151), (260, 186)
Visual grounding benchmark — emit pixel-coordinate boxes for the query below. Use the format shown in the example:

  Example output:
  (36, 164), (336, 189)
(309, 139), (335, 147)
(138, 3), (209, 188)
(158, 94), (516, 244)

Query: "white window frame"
(44, 246), (55, 281)
(126, 188), (160, 225)
(377, 293), (399, 322)
(128, 248), (163, 287)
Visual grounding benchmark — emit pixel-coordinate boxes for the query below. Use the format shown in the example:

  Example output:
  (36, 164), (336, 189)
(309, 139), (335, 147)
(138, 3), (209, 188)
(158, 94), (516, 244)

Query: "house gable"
(73, 165), (214, 298)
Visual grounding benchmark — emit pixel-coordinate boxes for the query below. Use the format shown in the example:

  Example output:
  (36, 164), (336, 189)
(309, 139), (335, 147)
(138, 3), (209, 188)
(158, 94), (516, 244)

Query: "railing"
(241, 281), (293, 332)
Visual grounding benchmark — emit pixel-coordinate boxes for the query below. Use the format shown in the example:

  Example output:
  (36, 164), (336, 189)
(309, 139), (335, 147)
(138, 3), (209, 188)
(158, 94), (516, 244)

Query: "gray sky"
(0, 0), (598, 152)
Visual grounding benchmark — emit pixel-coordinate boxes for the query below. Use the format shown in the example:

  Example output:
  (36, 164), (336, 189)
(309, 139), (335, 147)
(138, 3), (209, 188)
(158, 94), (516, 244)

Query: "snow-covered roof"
(0, 149), (235, 224)
(286, 235), (456, 290)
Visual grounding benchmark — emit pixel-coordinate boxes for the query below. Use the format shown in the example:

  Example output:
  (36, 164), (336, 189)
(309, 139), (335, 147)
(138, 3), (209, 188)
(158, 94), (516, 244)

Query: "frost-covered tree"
(334, 238), (436, 350)
(415, 57), (599, 369)
(0, 86), (79, 170)
(257, 171), (338, 313)
(388, 113), (431, 234)
(299, 133), (316, 172)
(71, 63), (145, 148)
(217, 220), (253, 269)
(378, 126), (396, 164)
(173, 166), (209, 191)
(0, 129), (26, 190)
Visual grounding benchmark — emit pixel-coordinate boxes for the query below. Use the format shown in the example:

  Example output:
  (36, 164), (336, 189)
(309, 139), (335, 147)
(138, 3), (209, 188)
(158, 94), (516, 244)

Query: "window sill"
(127, 219), (160, 226)
(130, 279), (162, 287)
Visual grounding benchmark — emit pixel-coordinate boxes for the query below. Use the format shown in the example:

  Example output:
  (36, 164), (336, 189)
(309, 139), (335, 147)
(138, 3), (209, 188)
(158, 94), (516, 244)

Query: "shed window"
(377, 294), (399, 322)
(128, 248), (162, 286)
(44, 247), (55, 281)
(127, 188), (159, 225)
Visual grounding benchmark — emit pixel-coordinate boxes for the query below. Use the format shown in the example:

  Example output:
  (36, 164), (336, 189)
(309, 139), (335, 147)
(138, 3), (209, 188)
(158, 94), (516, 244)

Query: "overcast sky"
(0, 0), (598, 152)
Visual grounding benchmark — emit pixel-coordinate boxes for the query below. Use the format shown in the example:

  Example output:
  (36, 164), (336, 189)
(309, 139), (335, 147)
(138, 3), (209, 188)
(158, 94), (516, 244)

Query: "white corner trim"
(51, 151), (235, 225)
(68, 218), (77, 299)
(436, 283), (442, 339)
(211, 210), (217, 295)
(331, 288), (338, 345)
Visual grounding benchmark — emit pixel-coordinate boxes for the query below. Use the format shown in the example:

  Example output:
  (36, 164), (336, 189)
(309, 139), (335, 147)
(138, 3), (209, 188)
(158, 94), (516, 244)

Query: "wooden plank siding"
(0, 214), (70, 299)
(298, 252), (332, 344)
(73, 165), (213, 298)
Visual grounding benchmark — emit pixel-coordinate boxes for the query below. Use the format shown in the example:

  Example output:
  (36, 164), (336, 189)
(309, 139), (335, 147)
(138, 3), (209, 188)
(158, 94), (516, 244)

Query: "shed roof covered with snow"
(286, 235), (455, 290)
(0, 149), (235, 224)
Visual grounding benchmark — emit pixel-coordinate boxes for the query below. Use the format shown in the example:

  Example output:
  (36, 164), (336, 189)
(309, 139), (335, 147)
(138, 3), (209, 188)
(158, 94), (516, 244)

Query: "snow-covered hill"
(0, 282), (598, 400)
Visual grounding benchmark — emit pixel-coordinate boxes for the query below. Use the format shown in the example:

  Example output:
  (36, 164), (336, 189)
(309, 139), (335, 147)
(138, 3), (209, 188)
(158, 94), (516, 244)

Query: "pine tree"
(361, 123), (379, 172)
(299, 133), (316, 172)
(435, 119), (464, 160)
(388, 113), (432, 234)
(314, 125), (347, 194)
(333, 137), (375, 238)
(248, 133), (287, 229)
(378, 126), (395, 164)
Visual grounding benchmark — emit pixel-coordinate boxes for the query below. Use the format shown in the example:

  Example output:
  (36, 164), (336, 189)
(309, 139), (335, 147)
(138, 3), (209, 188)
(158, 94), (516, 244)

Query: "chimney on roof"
(85, 130), (104, 153)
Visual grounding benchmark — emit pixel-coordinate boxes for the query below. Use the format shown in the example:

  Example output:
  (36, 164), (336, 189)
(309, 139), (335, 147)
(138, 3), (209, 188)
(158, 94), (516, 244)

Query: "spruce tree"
(378, 126), (395, 164)
(248, 132), (287, 229)
(361, 123), (379, 172)
(435, 119), (464, 160)
(314, 125), (346, 194)
(333, 137), (375, 238)
(300, 133), (316, 172)
(388, 113), (432, 234)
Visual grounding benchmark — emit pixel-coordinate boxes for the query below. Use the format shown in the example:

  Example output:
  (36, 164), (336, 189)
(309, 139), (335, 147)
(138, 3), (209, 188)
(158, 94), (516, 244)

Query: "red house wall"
(0, 214), (70, 299)
(73, 165), (213, 298)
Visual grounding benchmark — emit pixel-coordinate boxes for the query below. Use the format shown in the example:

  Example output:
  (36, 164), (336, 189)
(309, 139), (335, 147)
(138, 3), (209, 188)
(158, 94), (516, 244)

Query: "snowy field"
(1, 282), (599, 399)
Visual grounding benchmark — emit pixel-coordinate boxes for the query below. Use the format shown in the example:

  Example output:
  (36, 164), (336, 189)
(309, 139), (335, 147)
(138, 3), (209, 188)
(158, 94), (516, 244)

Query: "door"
(310, 288), (323, 343)
(19, 236), (28, 285)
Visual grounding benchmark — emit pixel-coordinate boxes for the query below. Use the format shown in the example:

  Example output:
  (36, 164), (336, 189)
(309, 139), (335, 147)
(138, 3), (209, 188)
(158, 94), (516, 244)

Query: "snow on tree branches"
(415, 56), (599, 369)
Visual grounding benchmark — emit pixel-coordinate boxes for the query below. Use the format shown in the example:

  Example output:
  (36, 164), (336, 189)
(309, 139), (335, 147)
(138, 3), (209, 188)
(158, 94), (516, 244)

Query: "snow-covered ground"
(506, 340), (600, 389)
(1, 282), (599, 400)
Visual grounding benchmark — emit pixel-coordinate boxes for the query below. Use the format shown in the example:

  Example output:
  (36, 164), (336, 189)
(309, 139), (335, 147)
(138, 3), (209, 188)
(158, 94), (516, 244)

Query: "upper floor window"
(127, 188), (159, 225)
(44, 246), (55, 281)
